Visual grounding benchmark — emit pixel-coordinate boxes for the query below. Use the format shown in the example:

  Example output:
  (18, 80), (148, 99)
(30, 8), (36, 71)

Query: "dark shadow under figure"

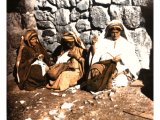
(139, 49), (153, 101)
(139, 69), (153, 101)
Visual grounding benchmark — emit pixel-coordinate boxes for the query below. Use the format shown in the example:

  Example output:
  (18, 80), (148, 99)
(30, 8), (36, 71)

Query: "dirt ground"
(7, 74), (153, 120)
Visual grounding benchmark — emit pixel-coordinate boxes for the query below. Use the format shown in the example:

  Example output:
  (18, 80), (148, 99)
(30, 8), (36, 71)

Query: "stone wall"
(7, 0), (153, 75)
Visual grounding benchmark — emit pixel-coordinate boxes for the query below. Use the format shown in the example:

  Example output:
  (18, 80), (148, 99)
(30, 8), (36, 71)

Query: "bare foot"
(46, 84), (54, 89)
(49, 80), (55, 86)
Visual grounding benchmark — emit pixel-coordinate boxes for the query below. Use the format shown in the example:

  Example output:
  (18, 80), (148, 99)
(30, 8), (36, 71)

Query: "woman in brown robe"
(15, 29), (51, 91)
(46, 31), (87, 91)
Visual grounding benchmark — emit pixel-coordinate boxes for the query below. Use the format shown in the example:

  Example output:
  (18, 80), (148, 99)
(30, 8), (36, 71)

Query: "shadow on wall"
(7, 0), (25, 13)
(141, 5), (153, 40)
(7, 0), (20, 12)
(139, 4), (153, 101)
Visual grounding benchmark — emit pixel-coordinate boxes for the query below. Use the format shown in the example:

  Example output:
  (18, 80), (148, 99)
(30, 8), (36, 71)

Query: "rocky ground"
(7, 74), (153, 120)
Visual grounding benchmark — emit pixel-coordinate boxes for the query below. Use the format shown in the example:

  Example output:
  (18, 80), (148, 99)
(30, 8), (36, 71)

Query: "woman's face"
(111, 30), (121, 40)
(66, 41), (75, 49)
(30, 36), (38, 46)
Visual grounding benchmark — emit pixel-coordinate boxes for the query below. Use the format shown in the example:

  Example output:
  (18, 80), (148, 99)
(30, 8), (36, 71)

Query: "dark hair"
(110, 27), (122, 32)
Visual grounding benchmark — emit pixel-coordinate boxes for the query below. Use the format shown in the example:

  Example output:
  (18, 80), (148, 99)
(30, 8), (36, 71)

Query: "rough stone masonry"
(7, 0), (153, 76)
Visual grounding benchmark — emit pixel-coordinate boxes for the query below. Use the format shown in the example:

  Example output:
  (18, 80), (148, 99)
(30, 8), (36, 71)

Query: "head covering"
(110, 26), (122, 32)
(15, 29), (39, 83)
(104, 20), (134, 44)
(107, 22), (123, 31)
(105, 20), (123, 38)
(62, 32), (75, 42)
(62, 31), (86, 49)
(24, 29), (39, 47)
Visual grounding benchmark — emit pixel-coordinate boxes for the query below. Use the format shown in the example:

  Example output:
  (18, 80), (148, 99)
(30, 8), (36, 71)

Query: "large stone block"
(112, 0), (131, 5)
(35, 10), (48, 21)
(133, 0), (152, 7)
(123, 6), (142, 29)
(70, 0), (77, 7)
(42, 29), (57, 37)
(55, 23), (78, 34)
(70, 8), (80, 22)
(47, 0), (57, 5)
(75, 19), (91, 32)
(94, 0), (111, 4)
(109, 5), (123, 21)
(55, 8), (70, 25)
(130, 27), (152, 69)
(37, 21), (55, 29)
(56, 0), (71, 8)
(77, 0), (90, 11)
(90, 6), (110, 29)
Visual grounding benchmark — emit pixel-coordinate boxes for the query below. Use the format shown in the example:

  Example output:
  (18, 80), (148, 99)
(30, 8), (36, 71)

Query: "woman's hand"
(91, 35), (98, 55)
(38, 54), (44, 60)
(91, 35), (98, 45)
(112, 55), (121, 62)
(68, 51), (84, 62)
(68, 51), (79, 59)
(20, 36), (25, 46)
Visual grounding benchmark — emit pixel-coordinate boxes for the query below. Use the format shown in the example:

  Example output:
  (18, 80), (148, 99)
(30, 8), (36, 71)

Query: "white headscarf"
(104, 20), (134, 44)
(90, 20), (141, 79)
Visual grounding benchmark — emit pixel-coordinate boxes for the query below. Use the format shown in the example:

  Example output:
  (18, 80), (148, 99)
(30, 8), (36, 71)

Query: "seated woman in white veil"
(89, 20), (141, 88)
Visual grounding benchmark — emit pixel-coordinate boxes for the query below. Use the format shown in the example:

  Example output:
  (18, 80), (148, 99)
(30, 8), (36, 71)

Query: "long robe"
(16, 44), (51, 91)
(89, 36), (141, 86)
(48, 45), (85, 91)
